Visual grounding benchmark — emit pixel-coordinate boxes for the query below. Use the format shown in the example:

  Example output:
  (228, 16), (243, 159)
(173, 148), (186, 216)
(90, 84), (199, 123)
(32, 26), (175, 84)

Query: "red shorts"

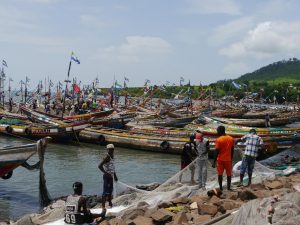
(181, 161), (188, 170)
(217, 161), (232, 176)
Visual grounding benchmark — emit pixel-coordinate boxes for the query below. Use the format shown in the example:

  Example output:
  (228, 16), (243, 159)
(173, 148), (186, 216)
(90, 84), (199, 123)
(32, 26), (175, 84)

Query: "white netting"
(111, 147), (281, 215)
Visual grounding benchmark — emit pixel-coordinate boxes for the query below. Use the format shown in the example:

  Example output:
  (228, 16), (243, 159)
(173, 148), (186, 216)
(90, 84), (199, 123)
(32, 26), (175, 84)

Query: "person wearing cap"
(195, 131), (210, 190)
(212, 126), (234, 191)
(99, 144), (118, 209)
(179, 135), (198, 183)
(65, 181), (105, 224)
(236, 129), (263, 186)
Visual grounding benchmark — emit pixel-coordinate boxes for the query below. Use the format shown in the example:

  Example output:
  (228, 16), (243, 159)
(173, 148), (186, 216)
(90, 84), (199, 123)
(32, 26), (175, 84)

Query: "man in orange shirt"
(212, 126), (234, 191)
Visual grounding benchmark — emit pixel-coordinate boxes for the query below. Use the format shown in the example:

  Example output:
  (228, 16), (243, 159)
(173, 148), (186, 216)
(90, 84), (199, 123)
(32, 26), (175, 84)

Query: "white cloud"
(210, 17), (254, 45)
(219, 21), (300, 59)
(222, 62), (249, 76)
(80, 15), (109, 28)
(93, 36), (172, 63)
(184, 0), (241, 15)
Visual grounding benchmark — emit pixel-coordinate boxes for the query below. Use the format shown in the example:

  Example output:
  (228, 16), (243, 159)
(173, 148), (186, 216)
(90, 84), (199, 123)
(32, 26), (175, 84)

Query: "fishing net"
(110, 147), (281, 216)
(231, 192), (300, 225)
(0, 118), (25, 125)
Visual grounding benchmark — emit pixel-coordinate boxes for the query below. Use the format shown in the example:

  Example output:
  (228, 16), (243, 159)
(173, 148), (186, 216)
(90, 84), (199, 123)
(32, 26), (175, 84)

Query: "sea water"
(0, 136), (180, 221)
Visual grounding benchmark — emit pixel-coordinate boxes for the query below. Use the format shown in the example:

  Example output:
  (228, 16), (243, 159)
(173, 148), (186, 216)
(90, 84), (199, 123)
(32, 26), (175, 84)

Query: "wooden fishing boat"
(185, 116), (300, 138)
(0, 140), (41, 179)
(91, 113), (136, 129)
(63, 109), (114, 121)
(79, 127), (187, 154)
(0, 111), (28, 120)
(126, 115), (198, 128)
(79, 126), (299, 155)
(0, 119), (89, 142)
(210, 116), (291, 127)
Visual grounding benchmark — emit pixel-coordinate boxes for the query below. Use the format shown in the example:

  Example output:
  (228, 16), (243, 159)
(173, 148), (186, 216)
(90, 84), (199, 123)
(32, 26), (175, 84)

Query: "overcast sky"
(1, 0), (300, 89)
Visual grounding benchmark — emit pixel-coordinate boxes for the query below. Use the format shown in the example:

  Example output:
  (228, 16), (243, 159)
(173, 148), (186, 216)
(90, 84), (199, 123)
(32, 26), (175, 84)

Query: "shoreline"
(8, 172), (300, 225)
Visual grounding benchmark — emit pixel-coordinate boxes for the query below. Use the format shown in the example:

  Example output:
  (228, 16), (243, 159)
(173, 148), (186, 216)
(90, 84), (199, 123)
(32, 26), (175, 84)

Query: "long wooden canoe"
(0, 142), (37, 179)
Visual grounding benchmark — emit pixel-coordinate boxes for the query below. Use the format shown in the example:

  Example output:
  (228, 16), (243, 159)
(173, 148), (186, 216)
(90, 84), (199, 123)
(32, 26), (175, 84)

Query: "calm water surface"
(0, 136), (180, 221)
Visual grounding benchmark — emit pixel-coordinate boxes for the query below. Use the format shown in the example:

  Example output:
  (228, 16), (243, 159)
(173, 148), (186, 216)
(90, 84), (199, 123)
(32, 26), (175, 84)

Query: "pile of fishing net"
(232, 192), (300, 225)
(259, 144), (300, 170)
(0, 118), (24, 125)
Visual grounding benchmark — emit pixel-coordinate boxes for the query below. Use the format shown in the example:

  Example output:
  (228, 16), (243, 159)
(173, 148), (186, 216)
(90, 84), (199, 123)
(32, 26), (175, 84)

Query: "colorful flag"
(115, 80), (123, 89)
(71, 52), (80, 64)
(72, 83), (81, 93)
(232, 81), (241, 89)
(2, 60), (8, 67)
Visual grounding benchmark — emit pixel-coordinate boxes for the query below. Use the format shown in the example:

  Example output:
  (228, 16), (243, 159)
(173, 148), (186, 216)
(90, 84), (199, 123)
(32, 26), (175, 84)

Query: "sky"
(1, 0), (300, 89)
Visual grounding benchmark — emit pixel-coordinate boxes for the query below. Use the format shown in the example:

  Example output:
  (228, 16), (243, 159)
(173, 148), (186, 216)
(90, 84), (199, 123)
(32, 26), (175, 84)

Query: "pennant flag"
(71, 52), (80, 64)
(72, 83), (81, 93)
(2, 60), (8, 67)
(26, 76), (30, 83)
(49, 80), (54, 87)
(144, 79), (150, 85)
(232, 81), (241, 89)
(115, 80), (123, 89)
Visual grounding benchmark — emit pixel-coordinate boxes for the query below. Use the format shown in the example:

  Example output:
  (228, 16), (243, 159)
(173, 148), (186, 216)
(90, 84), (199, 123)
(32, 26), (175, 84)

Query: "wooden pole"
(62, 60), (72, 116)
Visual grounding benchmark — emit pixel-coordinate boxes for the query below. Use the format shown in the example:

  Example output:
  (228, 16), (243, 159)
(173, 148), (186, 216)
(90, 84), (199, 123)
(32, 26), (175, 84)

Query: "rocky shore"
(7, 173), (300, 225)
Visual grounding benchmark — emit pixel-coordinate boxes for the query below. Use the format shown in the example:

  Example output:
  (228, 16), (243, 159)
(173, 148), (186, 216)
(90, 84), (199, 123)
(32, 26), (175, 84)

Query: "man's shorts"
(102, 173), (114, 197)
(217, 160), (232, 176)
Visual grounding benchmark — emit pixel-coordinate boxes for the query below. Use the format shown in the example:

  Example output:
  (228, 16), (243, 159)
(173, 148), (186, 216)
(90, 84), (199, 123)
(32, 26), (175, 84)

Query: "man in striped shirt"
(237, 129), (263, 186)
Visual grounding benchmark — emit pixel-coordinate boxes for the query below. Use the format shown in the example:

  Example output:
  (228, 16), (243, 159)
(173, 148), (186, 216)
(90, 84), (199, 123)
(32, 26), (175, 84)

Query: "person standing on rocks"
(99, 144), (118, 210)
(179, 134), (197, 183)
(195, 130), (210, 190)
(212, 126), (234, 191)
(236, 128), (263, 186)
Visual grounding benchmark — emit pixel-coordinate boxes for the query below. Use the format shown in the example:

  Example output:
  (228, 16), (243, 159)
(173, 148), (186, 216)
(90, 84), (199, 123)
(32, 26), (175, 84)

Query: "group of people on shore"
(180, 125), (263, 191)
(64, 126), (263, 224)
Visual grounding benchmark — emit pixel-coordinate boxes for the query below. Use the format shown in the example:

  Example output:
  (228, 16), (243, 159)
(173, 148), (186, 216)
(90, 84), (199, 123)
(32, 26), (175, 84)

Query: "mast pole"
(62, 60), (72, 117)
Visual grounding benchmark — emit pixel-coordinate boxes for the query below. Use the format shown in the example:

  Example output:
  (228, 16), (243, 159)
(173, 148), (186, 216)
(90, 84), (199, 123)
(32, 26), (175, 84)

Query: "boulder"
(158, 201), (173, 208)
(264, 180), (283, 189)
(150, 208), (174, 223)
(189, 195), (208, 204)
(238, 189), (257, 201)
(193, 215), (211, 224)
(109, 218), (126, 225)
(144, 207), (158, 218)
(221, 199), (241, 210)
(173, 212), (188, 225)
(121, 208), (145, 221)
(223, 191), (238, 200)
(254, 190), (272, 199)
(249, 183), (265, 191)
(131, 216), (154, 225)
(171, 196), (190, 205)
(190, 202), (198, 209)
(99, 220), (110, 225)
(199, 204), (218, 216)
(209, 196), (222, 205)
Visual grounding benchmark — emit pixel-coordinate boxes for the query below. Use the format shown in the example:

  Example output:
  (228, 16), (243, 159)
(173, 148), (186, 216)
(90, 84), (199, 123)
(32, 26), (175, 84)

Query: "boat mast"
(62, 60), (72, 117)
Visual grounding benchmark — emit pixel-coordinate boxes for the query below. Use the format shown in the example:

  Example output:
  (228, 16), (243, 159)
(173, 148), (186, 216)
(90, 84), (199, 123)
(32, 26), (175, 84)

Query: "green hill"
(236, 58), (300, 84)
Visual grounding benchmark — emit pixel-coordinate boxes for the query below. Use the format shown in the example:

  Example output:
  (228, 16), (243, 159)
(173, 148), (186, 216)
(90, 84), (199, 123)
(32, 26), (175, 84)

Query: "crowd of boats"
(0, 97), (300, 180)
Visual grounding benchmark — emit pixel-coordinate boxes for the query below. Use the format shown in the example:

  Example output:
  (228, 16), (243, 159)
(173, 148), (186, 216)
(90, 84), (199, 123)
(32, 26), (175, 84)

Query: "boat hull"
(0, 143), (37, 177)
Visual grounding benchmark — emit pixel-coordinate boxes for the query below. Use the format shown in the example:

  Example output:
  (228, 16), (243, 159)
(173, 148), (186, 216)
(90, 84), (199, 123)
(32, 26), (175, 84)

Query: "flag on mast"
(71, 52), (80, 64)
(2, 60), (8, 67)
